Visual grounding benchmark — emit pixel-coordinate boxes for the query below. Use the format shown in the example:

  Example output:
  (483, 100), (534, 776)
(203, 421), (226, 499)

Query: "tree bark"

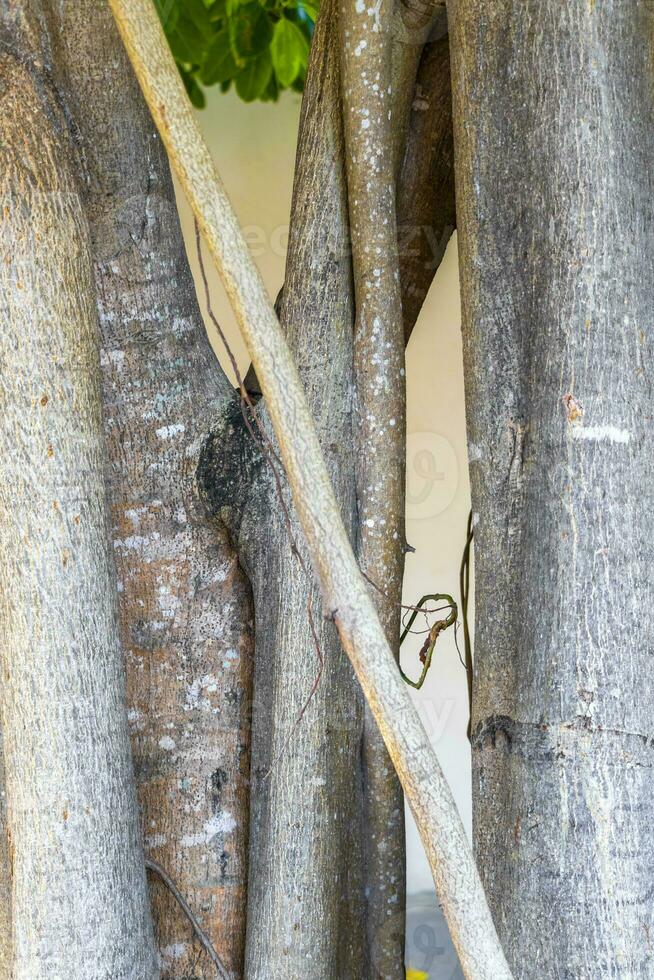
(47, 3), (254, 976)
(109, 0), (514, 974)
(341, 0), (407, 973)
(238, 2), (365, 975)
(397, 23), (455, 343)
(0, 9), (157, 976)
(0, 735), (10, 980)
(449, 0), (654, 975)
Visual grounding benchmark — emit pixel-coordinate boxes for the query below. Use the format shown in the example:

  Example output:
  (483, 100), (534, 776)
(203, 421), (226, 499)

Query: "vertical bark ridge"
(47, 3), (255, 976)
(241, 1), (365, 975)
(340, 0), (407, 974)
(449, 0), (654, 975)
(0, 24), (157, 978)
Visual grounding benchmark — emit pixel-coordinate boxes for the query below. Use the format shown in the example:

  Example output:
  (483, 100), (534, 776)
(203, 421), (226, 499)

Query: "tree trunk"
(341, 0), (407, 972)
(0, 8), (157, 976)
(109, 0), (515, 971)
(238, 2), (365, 975)
(397, 21), (455, 343)
(449, 0), (654, 975)
(47, 3), (254, 975)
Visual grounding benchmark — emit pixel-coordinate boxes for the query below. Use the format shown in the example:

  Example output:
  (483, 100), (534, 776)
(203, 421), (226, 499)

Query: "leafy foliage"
(155, 0), (316, 106)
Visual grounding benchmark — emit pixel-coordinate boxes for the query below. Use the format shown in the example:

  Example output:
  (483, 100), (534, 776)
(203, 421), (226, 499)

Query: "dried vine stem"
(108, 2), (513, 976)
(460, 510), (474, 738)
(145, 860), (229, 980)
(340, 0), (408, 968)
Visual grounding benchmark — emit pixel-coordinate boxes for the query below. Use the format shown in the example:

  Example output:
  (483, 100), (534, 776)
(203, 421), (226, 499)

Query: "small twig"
(363, 568), (451, 616)
(145, 858), (230, 980)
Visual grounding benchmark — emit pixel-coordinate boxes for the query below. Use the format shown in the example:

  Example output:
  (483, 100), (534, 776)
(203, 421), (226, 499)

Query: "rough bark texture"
(0, 10), (157, 976)
(0, 734), (10, 980)
(110, 0), (514, 974)
(46, 3), (254, 976)
(341, 0), (407, 973)
(449, 1), (654, 976)
(397, 24), (455, 343)
(239, 3), (365, 975)
(390, 0), (446, 174)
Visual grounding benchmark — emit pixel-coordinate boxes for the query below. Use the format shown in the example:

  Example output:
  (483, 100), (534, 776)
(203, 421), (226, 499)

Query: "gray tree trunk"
(0, 6), (157, 977)
(47, 2), (254, 976)
(340, 1), (408, 973)
(237, 2), (365, 975)
(449, 0), (654, 975)
(235, 5), (456, 971)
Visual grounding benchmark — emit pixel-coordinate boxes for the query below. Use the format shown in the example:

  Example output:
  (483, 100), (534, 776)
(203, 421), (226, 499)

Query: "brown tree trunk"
(48, 2), (255, 976)
(450, 0), (654, 975)
(397, 21), (455, 343)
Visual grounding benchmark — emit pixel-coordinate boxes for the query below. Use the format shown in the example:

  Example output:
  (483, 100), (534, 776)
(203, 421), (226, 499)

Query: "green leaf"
(184, 0), (215, 34)
(291, 70), (306, 92)
(229, 2), (273, 62)
(155, 0), (180, 29)
(235, 49), (273, 101)
(181, 69), (207, 108)
(200, 28), (239, 85)
(298, 0), (319, 21)
(261, 71), (280, 101)
(168, 11), (207, 64)
(270, 17), (309, 87)
(207, 0), (228, 20)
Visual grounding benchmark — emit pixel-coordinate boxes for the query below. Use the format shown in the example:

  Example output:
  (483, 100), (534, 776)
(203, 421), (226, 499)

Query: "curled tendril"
(399, 594), (457, 690)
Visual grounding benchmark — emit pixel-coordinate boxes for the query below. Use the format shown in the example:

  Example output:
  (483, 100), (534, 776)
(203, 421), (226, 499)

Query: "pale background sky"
(172, 87), (473, 899)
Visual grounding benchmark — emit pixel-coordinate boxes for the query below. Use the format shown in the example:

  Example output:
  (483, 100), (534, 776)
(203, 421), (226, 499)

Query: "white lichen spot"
(180, 812), (236, 847)
(185, 674), (219, 712)
(159, 944), (187, 966)
(155, 422), (186, 440)
(158, 587), (181, 619)
(572, 425), (631, 444)
(113, 534), (149, 551)
(158, 735), (176, 752)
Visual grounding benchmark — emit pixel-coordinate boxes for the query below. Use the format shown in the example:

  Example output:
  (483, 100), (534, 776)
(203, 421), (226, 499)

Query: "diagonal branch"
(107, 2), (513, 976)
